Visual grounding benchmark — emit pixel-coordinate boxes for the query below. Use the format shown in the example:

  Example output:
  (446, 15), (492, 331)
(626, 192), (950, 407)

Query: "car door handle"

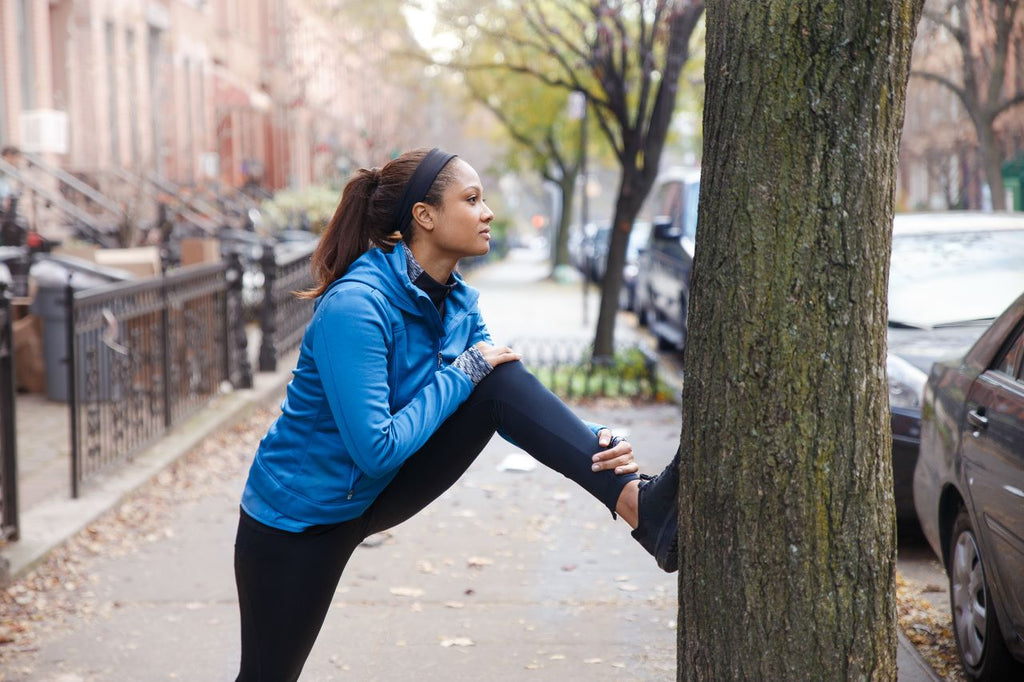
(967, 409), (989, 430)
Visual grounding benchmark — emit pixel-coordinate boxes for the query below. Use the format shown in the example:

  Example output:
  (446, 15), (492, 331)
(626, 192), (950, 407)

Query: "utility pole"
(568, 91), (588, 325)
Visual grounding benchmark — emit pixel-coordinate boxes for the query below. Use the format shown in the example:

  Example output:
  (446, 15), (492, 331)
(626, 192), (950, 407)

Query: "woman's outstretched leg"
(362, 360), (678, 567)
(362, 360), (637, 536)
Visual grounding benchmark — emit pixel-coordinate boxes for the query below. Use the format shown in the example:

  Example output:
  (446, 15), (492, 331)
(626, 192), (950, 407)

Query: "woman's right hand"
(475, 341), (522, 368)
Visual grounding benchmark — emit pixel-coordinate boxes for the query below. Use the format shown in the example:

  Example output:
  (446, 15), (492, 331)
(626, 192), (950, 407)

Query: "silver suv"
(635, 167), (700, 351)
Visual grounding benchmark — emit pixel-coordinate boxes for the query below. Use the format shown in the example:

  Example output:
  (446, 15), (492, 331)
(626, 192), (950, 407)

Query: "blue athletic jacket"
(240, 246), (492, 530)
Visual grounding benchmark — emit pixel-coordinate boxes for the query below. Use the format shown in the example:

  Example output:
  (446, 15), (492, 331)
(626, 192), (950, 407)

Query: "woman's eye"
(467, 196), (477, 204)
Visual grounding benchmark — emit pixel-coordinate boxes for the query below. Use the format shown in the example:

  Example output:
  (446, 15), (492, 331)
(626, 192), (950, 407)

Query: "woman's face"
(427, 159), (494, 260)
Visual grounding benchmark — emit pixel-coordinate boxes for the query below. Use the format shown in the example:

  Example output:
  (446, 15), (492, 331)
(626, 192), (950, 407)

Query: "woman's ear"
(411, 202), (435, 232)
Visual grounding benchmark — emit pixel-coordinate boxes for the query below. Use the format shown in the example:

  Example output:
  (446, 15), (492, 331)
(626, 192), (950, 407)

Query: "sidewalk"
(1, 247), (941, 680)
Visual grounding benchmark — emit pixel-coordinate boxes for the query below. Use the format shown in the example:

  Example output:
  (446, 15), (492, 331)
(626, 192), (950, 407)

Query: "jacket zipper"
(347, 467), (359, 500)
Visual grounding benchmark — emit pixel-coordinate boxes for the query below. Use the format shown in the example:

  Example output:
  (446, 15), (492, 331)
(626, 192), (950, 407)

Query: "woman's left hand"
(592, 429), (638, 475)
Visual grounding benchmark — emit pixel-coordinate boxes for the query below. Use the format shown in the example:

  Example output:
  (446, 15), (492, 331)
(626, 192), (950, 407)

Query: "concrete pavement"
(1, 246), (942, 680)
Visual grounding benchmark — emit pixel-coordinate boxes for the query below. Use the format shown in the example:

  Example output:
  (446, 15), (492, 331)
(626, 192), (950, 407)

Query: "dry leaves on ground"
(897, 573), (964, 681)
(0, 408), (275, 668)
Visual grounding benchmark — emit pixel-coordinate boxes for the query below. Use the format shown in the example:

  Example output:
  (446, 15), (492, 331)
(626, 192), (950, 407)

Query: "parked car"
(887, 212), (1024, 523)
(634, 167), (700, 350)
(913, 291), (1024, 680)
(593, 221), (652, 292)
(618, 220), (652, 312)
(568, 222), (595, 275)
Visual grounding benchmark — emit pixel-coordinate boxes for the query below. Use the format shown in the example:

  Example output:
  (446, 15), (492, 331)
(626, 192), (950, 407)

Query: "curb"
(0, 350), (297, 586)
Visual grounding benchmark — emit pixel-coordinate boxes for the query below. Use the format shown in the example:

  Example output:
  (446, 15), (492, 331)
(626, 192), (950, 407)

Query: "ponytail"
(300, 148), (458, 299)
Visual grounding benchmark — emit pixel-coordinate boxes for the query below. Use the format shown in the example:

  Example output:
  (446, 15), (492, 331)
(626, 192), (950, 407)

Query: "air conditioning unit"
(19, 109), (69, 154)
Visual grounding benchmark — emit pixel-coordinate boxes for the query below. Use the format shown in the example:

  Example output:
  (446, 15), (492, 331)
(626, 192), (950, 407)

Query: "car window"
(888, 229), (1024, 328)
(993, 321), (1024, 381)
(682, 180), (699, 240)
(658, 181), (683, 224)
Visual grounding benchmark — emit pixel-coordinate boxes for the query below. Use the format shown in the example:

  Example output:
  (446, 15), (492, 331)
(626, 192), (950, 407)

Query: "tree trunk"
(978, 119), (1008, 210)
(677, 2), (922, 680)
(592, 173), (650, 358)
(552, 169), (578, 273)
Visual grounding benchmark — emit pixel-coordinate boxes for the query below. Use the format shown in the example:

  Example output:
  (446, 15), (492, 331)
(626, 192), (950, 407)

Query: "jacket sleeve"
(312, 286), (475, 480)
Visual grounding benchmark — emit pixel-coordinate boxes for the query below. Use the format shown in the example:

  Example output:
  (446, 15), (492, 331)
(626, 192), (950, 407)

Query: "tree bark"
(677, 2), (923, 680)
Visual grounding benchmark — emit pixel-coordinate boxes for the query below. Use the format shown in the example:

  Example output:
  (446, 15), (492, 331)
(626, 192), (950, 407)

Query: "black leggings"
(234, 361), (638, 681)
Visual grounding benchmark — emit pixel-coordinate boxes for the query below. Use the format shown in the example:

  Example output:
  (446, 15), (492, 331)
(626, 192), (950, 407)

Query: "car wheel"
(637, 295), (650, 327)
(948, 508), (1021, 681)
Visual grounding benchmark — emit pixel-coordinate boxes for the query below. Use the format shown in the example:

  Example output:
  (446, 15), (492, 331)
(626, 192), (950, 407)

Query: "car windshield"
(889, 228), (1024, 328)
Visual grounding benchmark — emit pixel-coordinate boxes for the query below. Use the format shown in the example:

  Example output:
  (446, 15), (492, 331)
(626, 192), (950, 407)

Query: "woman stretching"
(234, 147), (679, 681)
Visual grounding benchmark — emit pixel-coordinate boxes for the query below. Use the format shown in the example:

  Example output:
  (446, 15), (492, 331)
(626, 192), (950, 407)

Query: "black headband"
(393, 148), (457, 237)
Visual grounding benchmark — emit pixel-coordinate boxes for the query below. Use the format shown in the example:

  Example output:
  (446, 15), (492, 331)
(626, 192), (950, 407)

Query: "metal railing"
(510, 337), (661, 401)
(68, 261), (246, 496)
(0, 158), (119, 247)
(0, 283), (19, 540)
(258, 243), (315, 372)
(22, 153), (128, 224)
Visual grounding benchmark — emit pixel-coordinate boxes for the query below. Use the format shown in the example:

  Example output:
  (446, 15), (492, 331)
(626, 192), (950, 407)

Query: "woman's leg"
(234, 510), (364, 682)
(235, 361), (645, 679)
(362, 360), (637, 536)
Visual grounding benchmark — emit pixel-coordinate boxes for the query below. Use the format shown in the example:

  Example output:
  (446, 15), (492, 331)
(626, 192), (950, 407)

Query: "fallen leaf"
(389, 587), (424, 598)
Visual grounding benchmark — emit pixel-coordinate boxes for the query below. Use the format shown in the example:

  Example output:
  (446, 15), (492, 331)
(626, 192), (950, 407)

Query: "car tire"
(948, 507), (1022, 681)
(637, 294), (650, 327)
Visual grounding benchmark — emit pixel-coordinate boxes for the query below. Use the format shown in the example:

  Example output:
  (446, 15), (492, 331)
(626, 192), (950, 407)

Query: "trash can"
(29, 260), (116, 402)
(0, 248), (31, 299)
(1002, 156), (1024, 211)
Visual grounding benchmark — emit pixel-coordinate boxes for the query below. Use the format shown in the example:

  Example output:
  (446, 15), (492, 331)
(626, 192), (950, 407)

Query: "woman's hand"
(593, 429), (638, 475)
(474, 342), (522, 368)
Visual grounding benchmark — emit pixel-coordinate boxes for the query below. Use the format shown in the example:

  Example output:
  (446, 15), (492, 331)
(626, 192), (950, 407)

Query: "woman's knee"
(473, 360), (542, 400)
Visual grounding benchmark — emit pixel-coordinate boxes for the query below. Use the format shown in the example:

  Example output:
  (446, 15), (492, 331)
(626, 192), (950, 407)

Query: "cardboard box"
(53, 243), (99, 263)
(93, 246), (162, 278)
(13, 314), (46, 394)
(180, 238), (222, 266)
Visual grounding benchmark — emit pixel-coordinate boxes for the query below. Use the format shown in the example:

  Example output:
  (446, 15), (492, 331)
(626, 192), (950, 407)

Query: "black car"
(913, 291), (1024, 680)
(618, 220), (652, 312)
(887, 212), (1024, 523)
(634, 167), (700, 350)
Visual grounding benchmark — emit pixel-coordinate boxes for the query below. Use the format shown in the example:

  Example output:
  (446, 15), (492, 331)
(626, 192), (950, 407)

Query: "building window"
(148, 27), (164, 175)
(16, 0), (36, 110)
(126, 28), (140, 167)
(105, 21), (120, 162)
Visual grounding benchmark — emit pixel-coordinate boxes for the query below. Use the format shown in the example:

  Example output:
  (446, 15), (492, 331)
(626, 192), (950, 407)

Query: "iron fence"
(0, 283), (19, 540)
(258, 244), (315, 372)
(68, 261), (246, 496)
(511, 337), (661, 401)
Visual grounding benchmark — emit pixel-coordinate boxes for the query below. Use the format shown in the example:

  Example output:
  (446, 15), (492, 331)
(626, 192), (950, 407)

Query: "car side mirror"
(652, 216), (681, 240)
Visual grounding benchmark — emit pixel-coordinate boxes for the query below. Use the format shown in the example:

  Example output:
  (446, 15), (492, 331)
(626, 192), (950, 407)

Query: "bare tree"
(437, 0), (705, 357)
(678, 1), (923, 679)
(913, 0), (1024, 209)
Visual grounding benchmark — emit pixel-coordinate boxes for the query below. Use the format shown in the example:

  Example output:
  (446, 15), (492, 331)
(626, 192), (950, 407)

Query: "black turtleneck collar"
(403, 243), (456, 314)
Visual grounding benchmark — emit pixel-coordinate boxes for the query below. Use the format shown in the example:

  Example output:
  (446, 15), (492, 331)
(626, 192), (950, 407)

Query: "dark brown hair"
(301, 148), (459, 299)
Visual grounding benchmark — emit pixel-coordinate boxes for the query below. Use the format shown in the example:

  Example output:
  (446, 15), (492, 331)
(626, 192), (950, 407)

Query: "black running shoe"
(631, 449), (680, 573)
